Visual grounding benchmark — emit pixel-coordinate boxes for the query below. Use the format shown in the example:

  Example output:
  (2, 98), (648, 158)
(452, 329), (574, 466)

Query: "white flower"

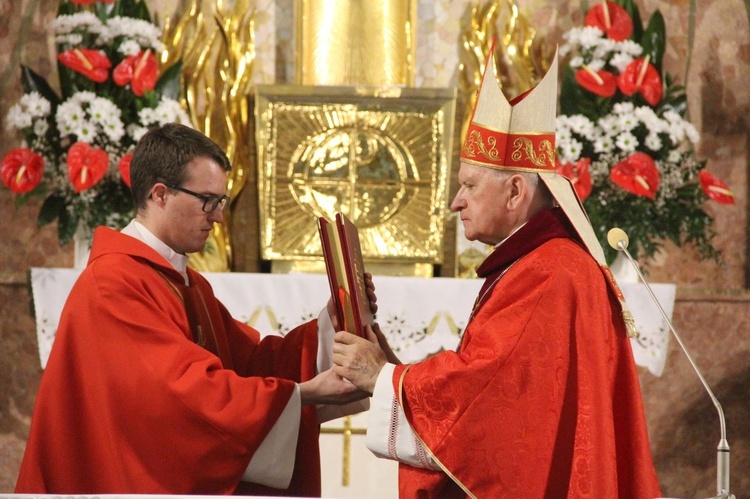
(100, 17), (163, 52)
(578, 26), (605, 48)
(616, 112), (639, 132)
(102, 120), (125, 143)
(615, 131), (639, 152)
(667, 150), (682, 163)
(610, 52), (634, 72)
(56, 100), (85, 131)
(33, 119), (49, 137)
(613, 102), (635, 114)
(74, 121), (97, 143)
(645, 133), (662, 151)
(559, 138), (583, 163)
(131, 126), (148, 142)
(684, 121), (700, 143)
(618, 40), (643, 57)
(598, 115), (620, 136)
(88, 98), (121, 125)
(71, 91), (97, 105)
(52, 12), (102, 36)
(569, 55), (584, 68)
(568, 115), (595, 139)
(593, 134), (615, 154)
(5, 104), (33, 130)
(118, 40), (141, 57)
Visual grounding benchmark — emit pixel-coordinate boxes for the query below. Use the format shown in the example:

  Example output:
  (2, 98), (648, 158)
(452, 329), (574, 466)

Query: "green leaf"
(641, 10), (666, 73)
(20, 65), (61, 106)
(37, 195), (65, 227)
(155, 60), (183, 100)
(57, 209), (80, 246)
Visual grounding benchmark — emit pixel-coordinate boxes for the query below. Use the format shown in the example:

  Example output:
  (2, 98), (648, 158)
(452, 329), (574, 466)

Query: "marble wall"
(0, 0), (748, 496)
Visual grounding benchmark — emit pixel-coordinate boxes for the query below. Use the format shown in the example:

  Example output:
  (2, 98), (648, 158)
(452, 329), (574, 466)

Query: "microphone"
(607, 228), (733, 499)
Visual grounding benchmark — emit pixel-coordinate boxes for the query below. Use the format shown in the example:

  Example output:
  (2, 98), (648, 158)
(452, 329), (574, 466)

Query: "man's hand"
(332, 325), (388, 394)
(299, 368), (369, 406)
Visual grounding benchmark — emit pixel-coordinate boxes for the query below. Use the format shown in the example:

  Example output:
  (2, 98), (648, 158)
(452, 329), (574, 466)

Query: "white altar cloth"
(30, 268), (675, 376)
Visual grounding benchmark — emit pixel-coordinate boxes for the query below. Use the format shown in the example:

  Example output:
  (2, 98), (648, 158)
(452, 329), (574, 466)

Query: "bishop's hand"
(332, 325), (389, 394)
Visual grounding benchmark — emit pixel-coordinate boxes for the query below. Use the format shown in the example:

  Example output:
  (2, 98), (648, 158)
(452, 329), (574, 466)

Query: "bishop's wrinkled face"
(450, 162), (514, 246)
(156, 157), (228, 255)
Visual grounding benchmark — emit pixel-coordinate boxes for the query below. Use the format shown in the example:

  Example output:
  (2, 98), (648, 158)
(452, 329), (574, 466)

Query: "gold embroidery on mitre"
(462, 129), (501, 162)
(511, 137), (555, 168)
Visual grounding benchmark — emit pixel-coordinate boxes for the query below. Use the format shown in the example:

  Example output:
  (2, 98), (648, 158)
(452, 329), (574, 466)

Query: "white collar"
(121, 220), (190, 285)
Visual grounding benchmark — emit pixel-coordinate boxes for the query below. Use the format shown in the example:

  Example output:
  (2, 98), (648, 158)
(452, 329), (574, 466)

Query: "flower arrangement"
(556, 0), (734, 263)
(1, 0), (190, 245)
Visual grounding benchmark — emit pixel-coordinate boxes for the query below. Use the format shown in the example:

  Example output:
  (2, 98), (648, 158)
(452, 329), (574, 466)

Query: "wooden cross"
(320, 416), (367, 486)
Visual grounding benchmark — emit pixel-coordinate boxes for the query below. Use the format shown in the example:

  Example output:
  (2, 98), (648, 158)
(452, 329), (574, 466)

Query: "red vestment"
(395, 209), (661, 498)
(16, 227), (322, 496)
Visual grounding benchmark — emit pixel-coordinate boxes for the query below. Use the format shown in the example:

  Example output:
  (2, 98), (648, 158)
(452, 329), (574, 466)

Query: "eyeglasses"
(163, 183), (230, 213)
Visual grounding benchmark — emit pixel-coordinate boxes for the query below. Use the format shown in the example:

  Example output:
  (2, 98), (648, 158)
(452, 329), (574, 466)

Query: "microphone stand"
(608, 229), (733, 499)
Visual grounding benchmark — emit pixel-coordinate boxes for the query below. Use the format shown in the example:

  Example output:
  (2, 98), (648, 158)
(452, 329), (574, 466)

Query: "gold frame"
(255, 85), (456, 266)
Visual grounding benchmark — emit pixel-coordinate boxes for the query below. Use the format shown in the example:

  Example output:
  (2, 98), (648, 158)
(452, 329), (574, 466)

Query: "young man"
(16, 123), (370, 495)
(332, 49), (662, 497)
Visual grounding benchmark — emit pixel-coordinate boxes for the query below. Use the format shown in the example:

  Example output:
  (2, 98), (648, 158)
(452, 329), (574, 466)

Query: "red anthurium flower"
(118, 153), (133, 188)
(699, 170), (734, 205)
(113, 50), (158, 96)
(1, 148), (45, 194)
(617, 56), (662, 106)
(58, 49), (111, 83)
(575, 66), (617, 98)
(610, 152), (660, 199)
(584, 1), (633, 41)
(67, 142), (109, 193)
(556, 157), (593, 201)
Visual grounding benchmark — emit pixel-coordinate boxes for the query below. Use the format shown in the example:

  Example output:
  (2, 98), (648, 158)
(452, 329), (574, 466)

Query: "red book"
(317, 213), (374, 337)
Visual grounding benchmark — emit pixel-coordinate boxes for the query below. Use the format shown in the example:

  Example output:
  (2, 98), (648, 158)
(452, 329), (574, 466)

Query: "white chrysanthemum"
(131, 126), (149, 142)
(610, 52), (634, 73)
(667, 150), (682, 163)
(118, 39), (141, 57)
(5, 103), (33, 130)
(616, 112), (639, 132)
(138, 107), (157, 126)
(645, 133), (662, 151)
(102, 119), (126, 143)
(598, 115), (620, 136)
(100, 17), (163, 52)
(578, 26), (605, 49)
(559, 138), (583, 163)
(152, 98), (191, 125)
(74, 121), (98, 143)
(592, 38), (616, 60)
(586, 59), (606, 71)
(613, 101), (635, 115)
(19, 92), (51, 118)
(684, 121), (700, 143)
(615, 131), (639, 152)
(569, 55), (584, 68)
(33, 119), (49, 137)
(88, 97), (121, 125)
(618, 40), (643, 57)
(56, 100), (85, 131)
(55, 33), (85, 46)
(593, 134), (615, 154)
(568, 114), (595, 138)
(71, 91), (97, 104)
(52, 12), (103, 35)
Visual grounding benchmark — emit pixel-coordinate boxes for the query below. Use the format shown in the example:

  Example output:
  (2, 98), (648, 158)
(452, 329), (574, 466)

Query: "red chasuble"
(394, 209), (661, 498)
(16, 227), (321, 495)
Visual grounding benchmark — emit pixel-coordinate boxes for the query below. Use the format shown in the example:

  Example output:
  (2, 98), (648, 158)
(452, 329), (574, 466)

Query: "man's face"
(450, 162), (512, 246)
(158, 156), (228, 255)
